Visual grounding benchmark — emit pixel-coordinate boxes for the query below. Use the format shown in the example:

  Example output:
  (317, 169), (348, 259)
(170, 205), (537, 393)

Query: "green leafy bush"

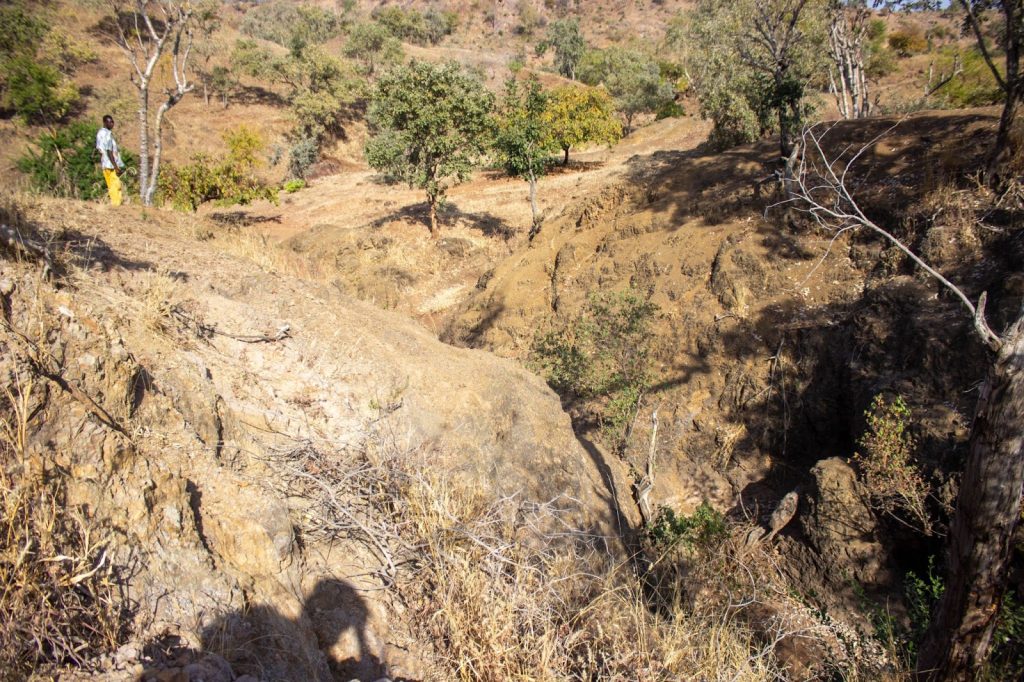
(4, 56), (79, 124)
(889, 28), (928, 57)
(853, 394), (931, 533)
(372, 6), (452, 45)
(17, 121), (137, 200)
(288, 136), (319, 179)
(531, 288), (658, 449)
(934, 48), (1002, 108)
(283, 178), (306, 193)
(647, 502), (728, 552)
(159, 126), (278, 211)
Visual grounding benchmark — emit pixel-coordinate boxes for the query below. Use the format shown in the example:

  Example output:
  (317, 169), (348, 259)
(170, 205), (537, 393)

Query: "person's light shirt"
(96, 127), (124, 171)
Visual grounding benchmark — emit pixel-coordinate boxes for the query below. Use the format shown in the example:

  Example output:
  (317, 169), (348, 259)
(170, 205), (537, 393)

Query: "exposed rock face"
(780, 457), (895, 627)
(0, 198), (639, 679)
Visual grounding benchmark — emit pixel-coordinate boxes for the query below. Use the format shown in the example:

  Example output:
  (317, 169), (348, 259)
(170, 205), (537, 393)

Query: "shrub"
(240, 3), (341, 48)
(288, 136), (319, 179)
(17, 122), (138, 200)
(372, 6), (430, 44)
(853, 394), (932, 533)
(0, 2), (48, 60)
(4, 56), (79, 124)
(889, 28), (928, 57)
(159, 126), (278, 211)
(531, 288), (659, 450)
(648, 502), (728, 553)
(40, 30), (98, 73)
(933, 48), (1002, 108)
(283, 178), (306, 193)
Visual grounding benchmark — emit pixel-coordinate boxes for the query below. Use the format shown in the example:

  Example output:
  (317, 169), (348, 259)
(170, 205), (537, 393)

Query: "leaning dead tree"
(827, 0), (873, 119)
(783, 123), (1024, 680)
(109, 1), (196, 206)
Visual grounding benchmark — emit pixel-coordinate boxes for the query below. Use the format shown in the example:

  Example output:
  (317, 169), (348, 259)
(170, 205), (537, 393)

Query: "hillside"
(3, 0), (1024, 680)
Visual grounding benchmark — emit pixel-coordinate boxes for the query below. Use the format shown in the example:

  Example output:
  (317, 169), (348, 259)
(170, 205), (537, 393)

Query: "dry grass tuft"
(0, 373), (130, 677)
(392, 468), (785, 681)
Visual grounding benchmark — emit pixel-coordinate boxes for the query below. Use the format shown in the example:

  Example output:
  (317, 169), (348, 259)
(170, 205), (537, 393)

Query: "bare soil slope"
(0, 194), (636, 679)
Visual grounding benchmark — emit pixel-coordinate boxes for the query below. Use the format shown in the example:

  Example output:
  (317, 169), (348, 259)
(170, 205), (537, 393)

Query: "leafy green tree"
(684, 0), (827, 158)
(578, 47), (674, 134)
(373, 6), (430, 44)
(494, 77), (559, 238)
(343, 21), (404, 78)
(365, 61), (495, 238)
(536, 18), (586, 80)
(17, 121), (137, 200)
(191, 0), (224, 106)
(209, 66), (238, 108)
(542, 84), (622, 165)
(230, 39), (282, 84)
(283, 48), (362, 141)
(424, 9), (459, 44)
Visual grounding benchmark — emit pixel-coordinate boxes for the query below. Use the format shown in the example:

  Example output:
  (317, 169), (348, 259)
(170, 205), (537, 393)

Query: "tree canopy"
(578, 47), (674, 134)
(495, 76), (560, 237)
(542, 84), (622, 165)
(536, 18), (587, 80)
(365, 60), (495, 237)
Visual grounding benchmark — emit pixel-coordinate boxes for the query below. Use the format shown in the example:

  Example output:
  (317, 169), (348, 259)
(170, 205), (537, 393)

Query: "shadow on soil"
(370, 201), (516, 240)
(139, 578), (401, 681)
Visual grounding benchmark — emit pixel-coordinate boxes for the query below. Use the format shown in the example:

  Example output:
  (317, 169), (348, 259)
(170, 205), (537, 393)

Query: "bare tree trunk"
(109, 1), (194, 206)
(145, 100), (173, 206)
(563, 146), (570, 166)
(917, 314), (1024, 680)
(137, 86), (150, 203)
(827, 2), (871, 120)
(528, 171), (541, 240)
(427, 194), (439, 239)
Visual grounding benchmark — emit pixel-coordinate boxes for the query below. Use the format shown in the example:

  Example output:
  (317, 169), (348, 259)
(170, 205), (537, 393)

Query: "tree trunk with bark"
(827, 2), (870, 119)
(917, 313), (1024, 680)
(527, 171), (541, 241)
(958, 0), (1023, 185)
(427, 193), (439, 239)
(109, 1), (194, 206)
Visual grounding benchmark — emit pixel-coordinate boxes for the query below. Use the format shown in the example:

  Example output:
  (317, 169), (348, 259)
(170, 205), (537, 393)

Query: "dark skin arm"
(105, 149), (123, 176)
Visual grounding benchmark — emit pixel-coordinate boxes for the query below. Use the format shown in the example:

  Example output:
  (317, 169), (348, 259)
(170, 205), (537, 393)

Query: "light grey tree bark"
(109, 1), (196, 206)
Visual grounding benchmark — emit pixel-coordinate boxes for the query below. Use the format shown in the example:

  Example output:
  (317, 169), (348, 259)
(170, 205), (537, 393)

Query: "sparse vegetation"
(853, 394), (932, 534)
(532, 288), (659, 450)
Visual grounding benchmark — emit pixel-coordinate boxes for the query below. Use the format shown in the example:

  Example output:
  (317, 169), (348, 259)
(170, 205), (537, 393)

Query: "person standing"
(96, 115), (126, 206)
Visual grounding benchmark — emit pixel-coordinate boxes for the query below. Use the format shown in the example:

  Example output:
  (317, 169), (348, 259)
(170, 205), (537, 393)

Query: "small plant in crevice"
(530, 288), (659, 451)
(852, 393), (933, 534)
(647, 502), (729, 555)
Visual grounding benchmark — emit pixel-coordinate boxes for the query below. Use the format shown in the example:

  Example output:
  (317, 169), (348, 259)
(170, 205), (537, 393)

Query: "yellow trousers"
(103, 168), (123, 206)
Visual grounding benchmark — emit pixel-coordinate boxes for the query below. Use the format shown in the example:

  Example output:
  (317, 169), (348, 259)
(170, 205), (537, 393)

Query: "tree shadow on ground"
(231, 84), (289, 108)
(209, 211), (283, 228)
(138, 578), (399, 681)
(369, 201), (516, 240)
